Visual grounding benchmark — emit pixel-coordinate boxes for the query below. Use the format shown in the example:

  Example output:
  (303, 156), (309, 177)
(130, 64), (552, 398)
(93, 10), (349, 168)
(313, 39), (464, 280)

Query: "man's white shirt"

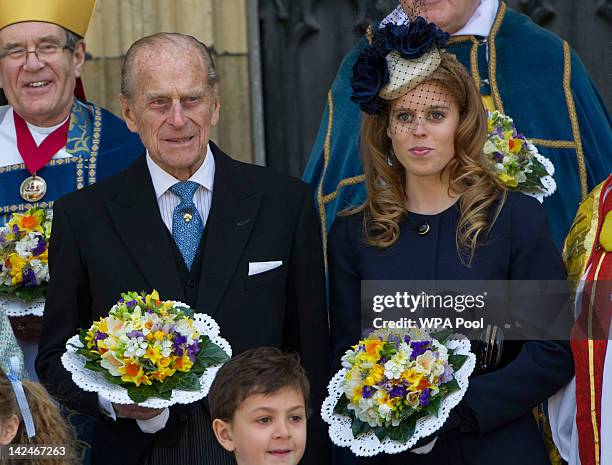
(146, 144), (214, 233)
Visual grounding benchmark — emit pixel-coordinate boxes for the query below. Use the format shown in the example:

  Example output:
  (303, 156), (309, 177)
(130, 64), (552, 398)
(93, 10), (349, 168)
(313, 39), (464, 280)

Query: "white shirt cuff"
(411, 437), (438, 454)
(98, 394), (116, 420)
(97, 394), (169, 434)
(136, 408), (170, 434)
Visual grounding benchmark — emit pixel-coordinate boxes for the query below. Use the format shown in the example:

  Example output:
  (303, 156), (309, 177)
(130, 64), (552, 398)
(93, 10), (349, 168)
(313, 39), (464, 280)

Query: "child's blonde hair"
(0, 374), (74, 464)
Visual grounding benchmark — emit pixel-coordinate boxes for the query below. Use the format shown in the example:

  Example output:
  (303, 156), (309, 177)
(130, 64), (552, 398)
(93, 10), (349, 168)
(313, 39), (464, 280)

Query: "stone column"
(82, 0), (253, 163)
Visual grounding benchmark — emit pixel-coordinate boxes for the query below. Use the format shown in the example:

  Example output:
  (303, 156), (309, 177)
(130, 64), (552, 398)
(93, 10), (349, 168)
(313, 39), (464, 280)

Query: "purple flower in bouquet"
(362, 386), (375, 399)
(493, 152), (504, 163)
(410, 341), (430, 359)
(125, 300), (137, 308)
(31, 239), (47, 256)
(389, 384), (407, 399)
(12, 224), (19, 235)
(187, 341), (200, 362)
(95, 331), (108, 341)
(127, 330), (144, 339)
(22, 268), (37, 287)
(440, 364), (454, 384)
(173, 334), (187, 355)
(419, 388), (432, 406)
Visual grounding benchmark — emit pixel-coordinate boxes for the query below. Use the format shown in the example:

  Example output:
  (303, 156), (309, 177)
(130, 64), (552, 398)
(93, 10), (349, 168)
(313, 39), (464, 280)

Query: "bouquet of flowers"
(484, 111), (556, 200)
(321, 329), (475, 456)
(63, 290), (231, 406)
(0, 208), (51, 303)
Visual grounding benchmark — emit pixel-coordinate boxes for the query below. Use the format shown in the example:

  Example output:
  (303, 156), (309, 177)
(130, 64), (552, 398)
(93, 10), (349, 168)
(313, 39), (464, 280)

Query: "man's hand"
(112, 404), (164, 420)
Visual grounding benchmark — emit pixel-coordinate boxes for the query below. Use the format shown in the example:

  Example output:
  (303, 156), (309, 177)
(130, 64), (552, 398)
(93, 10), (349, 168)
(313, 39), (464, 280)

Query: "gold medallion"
(20, 175), (47, 202)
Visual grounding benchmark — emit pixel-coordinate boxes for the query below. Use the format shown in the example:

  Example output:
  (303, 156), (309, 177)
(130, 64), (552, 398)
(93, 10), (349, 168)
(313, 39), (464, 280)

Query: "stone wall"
(82, 0), (253, 163)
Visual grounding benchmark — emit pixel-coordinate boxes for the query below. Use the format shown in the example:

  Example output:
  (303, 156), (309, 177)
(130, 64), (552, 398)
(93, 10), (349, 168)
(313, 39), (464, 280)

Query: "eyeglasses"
(0, 44), (72, 63)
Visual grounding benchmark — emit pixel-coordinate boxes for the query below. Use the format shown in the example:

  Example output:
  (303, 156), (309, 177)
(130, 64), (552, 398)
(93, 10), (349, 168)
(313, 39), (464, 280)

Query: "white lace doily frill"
(523, 147), (557, 203)
(0, 294), (44, 317)
(61, 311), (232, 408)
(321, 334), (476, 457)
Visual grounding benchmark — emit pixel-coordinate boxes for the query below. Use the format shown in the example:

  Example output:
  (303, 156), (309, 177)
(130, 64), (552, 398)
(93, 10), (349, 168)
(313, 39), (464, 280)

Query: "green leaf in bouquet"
(13, 286), (46, 303)
(104, 372), (127, 386)
(194, 341), (230, 371)
(146, 387), (172, 400)
(374, 427), (388, 442)
(0, 284), (46, 303)
(334, 394), (349, 415)
(156, 372), (183, 393)
(449, 354), (468, 371)
(84, 360), (106, 372)
(0, 285), (14, 295)
(398, 405), (416, 422)
(530, 160), (548, 177)
(174, 306), (194, 318)
(388, 419), (416, 443)
(76, 348), (99, 361)
(78, 329), (89, 346)
(424, 395), (443, 418)
(431, 329), (453, 344)
(442, 378), (461, 394)
(127, 385), (158, 404)
(175, 372), (201, 391)
(351, 417), (370, 438)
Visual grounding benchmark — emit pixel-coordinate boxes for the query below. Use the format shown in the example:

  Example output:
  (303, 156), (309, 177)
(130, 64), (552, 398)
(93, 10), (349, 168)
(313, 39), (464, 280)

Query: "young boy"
(209, 347), (310, 465)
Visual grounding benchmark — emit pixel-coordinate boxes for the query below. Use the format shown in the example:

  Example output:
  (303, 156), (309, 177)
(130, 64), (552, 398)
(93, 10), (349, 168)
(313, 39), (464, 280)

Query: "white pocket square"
(248, 261), (283, 276)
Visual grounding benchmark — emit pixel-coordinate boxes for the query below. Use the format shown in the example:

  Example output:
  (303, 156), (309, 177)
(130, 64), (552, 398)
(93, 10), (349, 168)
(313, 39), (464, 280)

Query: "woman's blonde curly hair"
(0, 375), (75, 465)
(349, 51), (506, 265)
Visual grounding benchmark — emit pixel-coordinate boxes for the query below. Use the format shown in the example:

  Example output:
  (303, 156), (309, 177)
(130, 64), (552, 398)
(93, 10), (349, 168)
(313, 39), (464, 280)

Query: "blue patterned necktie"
(169, 181), (204, 270)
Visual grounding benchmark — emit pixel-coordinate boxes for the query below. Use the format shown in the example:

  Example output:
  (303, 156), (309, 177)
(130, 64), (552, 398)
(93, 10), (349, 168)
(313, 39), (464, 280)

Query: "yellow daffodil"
(174, 354), (194, 372)
(8, 254), (27, 285)
(157, 356), (174, 368)
(401, 368), (424, 390)
(364, 364), (384, 386)
(151, 366), (175, 382)
(508, 137), (524, 154)
(145, 345), (162, 363)
(498, 173), (519, 187)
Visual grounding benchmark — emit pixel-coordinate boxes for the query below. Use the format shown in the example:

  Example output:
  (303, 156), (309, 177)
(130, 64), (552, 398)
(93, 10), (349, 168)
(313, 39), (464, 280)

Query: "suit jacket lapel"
(196, 144), (261, 317)
(105, 155), (185, 302)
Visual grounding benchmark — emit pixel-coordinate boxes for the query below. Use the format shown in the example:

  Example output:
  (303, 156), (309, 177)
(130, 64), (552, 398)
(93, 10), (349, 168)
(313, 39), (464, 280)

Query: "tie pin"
(183, 213), (193, 223)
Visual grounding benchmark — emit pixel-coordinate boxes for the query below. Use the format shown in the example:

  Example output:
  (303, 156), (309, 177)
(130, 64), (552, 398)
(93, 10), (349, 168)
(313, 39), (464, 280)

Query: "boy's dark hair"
(208, 347), (310, 422)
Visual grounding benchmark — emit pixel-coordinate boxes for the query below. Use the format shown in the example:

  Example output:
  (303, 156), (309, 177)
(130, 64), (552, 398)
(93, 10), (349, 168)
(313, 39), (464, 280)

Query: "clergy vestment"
(549, 175), (612, 465)
(0, 98), (144, 223)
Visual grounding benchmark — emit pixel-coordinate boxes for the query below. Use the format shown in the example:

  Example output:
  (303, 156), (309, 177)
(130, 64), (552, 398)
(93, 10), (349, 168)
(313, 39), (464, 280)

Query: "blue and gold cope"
(303, 3), (612, 252)
(0, 99), (144, 224)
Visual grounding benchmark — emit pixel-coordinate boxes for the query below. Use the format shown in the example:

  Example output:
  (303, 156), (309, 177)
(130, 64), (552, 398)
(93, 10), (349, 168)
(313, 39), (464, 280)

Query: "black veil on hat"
(350, 0), (449, 121)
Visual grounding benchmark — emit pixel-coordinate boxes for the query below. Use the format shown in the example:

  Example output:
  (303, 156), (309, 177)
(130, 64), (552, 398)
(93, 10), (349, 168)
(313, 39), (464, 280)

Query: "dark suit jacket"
(36, 143), (331, 465)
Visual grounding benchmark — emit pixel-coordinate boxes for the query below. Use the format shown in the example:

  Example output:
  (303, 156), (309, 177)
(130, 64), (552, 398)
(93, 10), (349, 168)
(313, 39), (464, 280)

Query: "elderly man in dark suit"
(36, 32), (330, 465)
